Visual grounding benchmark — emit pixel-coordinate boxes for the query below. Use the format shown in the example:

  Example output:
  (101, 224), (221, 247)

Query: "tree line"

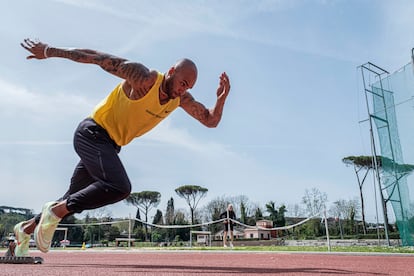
(3, 154), (410, 246)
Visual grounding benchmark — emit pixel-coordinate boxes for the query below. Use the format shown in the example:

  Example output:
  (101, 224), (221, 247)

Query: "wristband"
(43, 46), (49, 58)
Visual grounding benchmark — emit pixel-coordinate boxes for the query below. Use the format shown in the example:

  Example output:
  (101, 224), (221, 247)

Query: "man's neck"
(159, 77), (170, 105)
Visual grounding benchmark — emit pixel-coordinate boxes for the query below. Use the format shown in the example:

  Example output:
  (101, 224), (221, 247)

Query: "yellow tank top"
(91, 72), (180, 146)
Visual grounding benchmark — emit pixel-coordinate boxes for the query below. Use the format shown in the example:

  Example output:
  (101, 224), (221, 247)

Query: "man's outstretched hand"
(216, 72), (230, 99)
(21, 38), (49, 59)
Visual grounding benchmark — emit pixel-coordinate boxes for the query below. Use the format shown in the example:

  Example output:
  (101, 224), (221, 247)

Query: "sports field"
(1, 249), (414, 275)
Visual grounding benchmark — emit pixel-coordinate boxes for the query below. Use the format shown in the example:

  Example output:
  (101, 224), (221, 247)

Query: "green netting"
(371, 63), (414, 246)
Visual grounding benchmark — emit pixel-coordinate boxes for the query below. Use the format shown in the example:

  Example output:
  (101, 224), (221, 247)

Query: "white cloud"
(0, 77), (93, 120)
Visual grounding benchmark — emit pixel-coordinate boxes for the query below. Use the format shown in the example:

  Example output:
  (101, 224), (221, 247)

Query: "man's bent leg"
(61, 160), (95, 201)
(67, 118), (131, 213)
(66, 181), (130, 212)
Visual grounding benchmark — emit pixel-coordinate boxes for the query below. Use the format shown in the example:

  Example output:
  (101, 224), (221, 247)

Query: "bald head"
(164, 58), (198, 99)
(173, 58), (198, 79)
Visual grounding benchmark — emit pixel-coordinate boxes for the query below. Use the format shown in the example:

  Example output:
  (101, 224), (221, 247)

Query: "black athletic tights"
(35, 118), (131, 223)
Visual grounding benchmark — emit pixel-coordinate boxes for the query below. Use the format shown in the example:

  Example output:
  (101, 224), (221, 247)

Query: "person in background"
(220, 204), (236, 248)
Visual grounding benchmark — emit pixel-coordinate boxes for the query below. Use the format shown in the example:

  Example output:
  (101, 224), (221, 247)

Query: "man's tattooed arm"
(47, 48), (154, 89)
(20, 38), (155, 92)
(180, 72), (230, 128)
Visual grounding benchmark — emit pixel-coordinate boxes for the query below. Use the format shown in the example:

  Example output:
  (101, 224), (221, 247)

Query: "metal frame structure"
(358, 62), (391, 245)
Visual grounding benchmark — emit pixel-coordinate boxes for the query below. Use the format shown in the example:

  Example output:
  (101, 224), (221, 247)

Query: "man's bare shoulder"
(147, 69), (159, 82)
(122, 69), (159, 99)
(126, 68), (157, 89)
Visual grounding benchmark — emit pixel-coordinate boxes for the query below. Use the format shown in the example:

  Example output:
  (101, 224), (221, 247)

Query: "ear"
(167, 66), (175, 76)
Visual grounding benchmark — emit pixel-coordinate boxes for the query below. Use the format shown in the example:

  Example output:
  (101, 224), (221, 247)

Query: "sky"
(1, 0), (414, 223)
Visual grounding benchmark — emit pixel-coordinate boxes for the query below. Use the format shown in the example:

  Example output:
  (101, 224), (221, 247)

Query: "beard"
(165, 81), (178, 99)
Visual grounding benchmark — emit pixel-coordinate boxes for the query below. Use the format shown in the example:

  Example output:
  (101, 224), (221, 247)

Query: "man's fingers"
(24, 38), (35, 47)
(20, 42), (30, 51)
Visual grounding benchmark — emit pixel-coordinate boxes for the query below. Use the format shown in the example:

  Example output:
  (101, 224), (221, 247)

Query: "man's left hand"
(216, 72), (230, 99)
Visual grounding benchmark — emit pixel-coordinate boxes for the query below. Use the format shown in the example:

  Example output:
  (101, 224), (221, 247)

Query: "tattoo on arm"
(48, 47), (153, 87)
(181, 93), (223, 127)
(191, 102), (211, 121)
(117, 62), (151, 83)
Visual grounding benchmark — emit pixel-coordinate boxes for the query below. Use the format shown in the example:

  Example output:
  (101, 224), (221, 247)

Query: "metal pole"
(128, 214), (131, 249)
(411, 48), (414, 75)
(372, 168), (381, 245)
(360, 64), (390, 245)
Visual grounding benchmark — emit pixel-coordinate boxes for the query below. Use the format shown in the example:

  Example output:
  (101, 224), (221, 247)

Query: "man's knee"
(118, 179), (131, 196)
(118, 185), (131, 200)
(109, 179), (131, 202)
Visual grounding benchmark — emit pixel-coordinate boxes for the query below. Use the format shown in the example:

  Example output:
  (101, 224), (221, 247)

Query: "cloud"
(0, 77), (92, 121)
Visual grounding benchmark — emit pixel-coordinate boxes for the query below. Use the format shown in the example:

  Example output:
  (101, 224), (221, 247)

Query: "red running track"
(1, 249), (414, 275)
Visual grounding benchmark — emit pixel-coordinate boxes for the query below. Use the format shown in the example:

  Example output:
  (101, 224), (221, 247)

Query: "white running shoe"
(34, 202), (61, 253)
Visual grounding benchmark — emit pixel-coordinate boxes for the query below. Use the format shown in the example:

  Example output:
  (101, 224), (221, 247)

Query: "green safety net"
(371, 63), (414, 246)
